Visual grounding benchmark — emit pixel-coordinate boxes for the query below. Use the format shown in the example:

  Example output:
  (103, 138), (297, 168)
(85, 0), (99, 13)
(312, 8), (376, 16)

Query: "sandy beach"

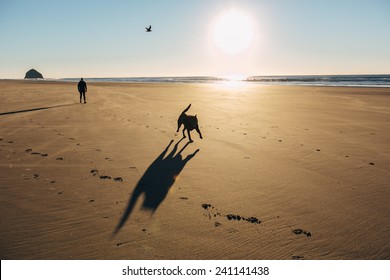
(0, 80), (389, 260)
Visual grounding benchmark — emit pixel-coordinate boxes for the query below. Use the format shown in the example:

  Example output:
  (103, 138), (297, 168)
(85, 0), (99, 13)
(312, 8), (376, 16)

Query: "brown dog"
(177, 104), (203, 142)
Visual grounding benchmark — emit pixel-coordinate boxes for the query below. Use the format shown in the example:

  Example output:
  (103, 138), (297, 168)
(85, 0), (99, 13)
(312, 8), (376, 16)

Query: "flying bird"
(145, 25), (152, 32)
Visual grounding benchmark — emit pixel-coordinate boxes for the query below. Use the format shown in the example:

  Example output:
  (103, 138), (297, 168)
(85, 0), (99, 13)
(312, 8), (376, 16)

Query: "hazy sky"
(1, 0), (389, 78)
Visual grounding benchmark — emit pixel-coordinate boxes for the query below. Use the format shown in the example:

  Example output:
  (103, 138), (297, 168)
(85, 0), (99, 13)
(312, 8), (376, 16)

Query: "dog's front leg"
(195, 125), (203, 139)
(187, 130), (193, 142)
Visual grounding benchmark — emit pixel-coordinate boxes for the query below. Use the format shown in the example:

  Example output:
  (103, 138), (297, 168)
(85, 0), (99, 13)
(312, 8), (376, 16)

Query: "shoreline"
(2, 74), (390, 88)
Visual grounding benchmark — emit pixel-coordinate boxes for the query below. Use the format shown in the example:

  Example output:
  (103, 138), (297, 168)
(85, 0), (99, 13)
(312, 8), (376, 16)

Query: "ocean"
(60, 74), (390, 87)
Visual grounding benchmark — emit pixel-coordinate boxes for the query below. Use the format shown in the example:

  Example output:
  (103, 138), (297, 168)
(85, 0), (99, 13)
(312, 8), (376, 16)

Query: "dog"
(177, 104), (203, 142)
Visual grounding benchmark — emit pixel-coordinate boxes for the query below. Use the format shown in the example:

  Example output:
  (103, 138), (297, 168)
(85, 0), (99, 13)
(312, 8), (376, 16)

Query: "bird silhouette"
(145, 25), (152, 32)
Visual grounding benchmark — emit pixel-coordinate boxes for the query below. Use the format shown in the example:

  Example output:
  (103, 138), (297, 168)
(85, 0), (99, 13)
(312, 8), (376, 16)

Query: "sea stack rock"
(24, 69), (44, 79)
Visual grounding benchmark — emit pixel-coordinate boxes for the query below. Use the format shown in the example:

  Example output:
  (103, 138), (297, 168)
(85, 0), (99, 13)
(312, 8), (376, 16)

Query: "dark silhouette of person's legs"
(79, 91), (86, 103)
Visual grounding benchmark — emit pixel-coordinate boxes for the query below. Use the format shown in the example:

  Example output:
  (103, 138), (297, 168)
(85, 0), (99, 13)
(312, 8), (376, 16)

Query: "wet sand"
(1, 80), (389, 259)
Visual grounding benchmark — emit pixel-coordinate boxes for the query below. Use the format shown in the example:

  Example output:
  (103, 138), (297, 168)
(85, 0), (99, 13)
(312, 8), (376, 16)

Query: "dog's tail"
(181, 104), (191, 115)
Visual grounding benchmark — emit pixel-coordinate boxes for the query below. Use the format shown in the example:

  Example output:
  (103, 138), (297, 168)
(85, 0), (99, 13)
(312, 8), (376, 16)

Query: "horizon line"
(3, 73), (389, 80)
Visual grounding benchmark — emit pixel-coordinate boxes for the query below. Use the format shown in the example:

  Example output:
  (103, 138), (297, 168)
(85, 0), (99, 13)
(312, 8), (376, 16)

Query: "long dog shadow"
(113, 138), (199, 235)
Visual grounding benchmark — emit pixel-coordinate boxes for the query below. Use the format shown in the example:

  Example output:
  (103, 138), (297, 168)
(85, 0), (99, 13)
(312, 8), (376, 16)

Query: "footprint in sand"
(30, 151), (48, 156)
(113, 177), (123, 182)
(116, 241), (135, 247)
(56, 157), (64, 160)
(90, 170), (123, 182)
(228, 228), (239, 234)
(141, 229), (152, 236)
(226, 214), (261, 224)
(292, 228), (312, 237)
(90, 169), (99, 176)
(201, 203), (261, 225)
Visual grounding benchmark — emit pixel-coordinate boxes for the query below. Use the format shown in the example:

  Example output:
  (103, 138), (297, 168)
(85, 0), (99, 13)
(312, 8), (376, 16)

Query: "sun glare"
(212, 9), (255, 55)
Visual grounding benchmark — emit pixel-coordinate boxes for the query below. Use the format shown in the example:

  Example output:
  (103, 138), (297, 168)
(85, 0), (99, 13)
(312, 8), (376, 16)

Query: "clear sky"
(1, 0), (389, 79)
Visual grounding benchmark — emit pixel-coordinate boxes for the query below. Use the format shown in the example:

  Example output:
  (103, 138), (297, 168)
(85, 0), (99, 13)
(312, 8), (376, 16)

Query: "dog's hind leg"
(182, 128), (187, 139)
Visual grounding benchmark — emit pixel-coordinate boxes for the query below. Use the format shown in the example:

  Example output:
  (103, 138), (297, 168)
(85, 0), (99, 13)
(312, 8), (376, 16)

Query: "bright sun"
(212, 9), (255, 55)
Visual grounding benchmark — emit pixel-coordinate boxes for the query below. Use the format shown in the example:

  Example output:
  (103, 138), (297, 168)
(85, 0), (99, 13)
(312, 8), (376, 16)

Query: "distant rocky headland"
(24, 69), (43, 79)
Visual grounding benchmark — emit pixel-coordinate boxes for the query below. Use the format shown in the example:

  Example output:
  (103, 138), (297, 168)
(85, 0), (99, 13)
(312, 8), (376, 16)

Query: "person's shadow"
(113, 138), (199, 235)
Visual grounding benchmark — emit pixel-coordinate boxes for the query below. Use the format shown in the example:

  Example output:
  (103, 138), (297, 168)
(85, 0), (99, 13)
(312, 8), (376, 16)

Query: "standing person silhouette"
(77, 78), (87, 103)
